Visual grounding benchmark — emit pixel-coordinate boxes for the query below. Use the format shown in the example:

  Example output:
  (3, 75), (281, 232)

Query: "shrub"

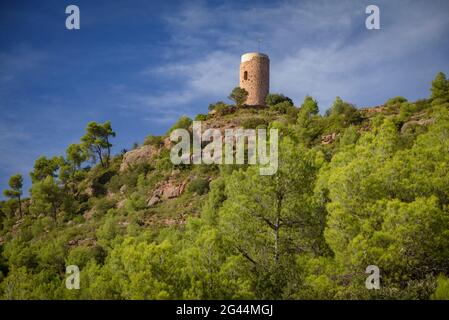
(431, 275), (449, 300)
(168, 116), (192, 134)
(265, 93), (293, 107)
(66, 245), (107, 268)
(398, 102), (418, 121)
(209, 101), (234, 116)
(96, 214), (122, 246)
(209, 101), (226, 111)
(241, 117), (269, 129)
(269, 101), (295, 114)
(144, 135), (164, 147)
(430, 72), (449, 101)
(339, 126), (360, 146)
(386, 96), (408, 106)
(92, 197), (116, 216)
(188, 178), (210, 195)
(414, 99), (431, 110)
(325, 97), (362, 129)
(90, 168), (117, 196)
(195, 114), (209, 121)
(228, 87), (248, 107)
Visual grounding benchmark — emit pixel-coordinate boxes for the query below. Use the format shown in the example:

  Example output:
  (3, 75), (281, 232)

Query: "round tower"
(239, 52), (270, 106)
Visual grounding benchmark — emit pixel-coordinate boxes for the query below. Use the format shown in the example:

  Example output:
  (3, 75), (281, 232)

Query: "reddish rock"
(147, 195), (161, 207)
(116, 199), (126, 209)
(120, 144), (159, 173)
(321, 132), (338, 145)
(146, 179), (188, 207)
(401, 118), (434, 133)
(83, 209), (94, 220)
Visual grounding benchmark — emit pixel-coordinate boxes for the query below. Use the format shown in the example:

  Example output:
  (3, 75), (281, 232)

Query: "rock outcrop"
(119, 144), (158, 173)
(146, 179), (188, 207)
(401, 118), (434, 133)
(321, 132), (338, 145)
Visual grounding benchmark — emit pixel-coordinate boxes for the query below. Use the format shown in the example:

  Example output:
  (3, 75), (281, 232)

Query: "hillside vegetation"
(1, 73), (449, 299)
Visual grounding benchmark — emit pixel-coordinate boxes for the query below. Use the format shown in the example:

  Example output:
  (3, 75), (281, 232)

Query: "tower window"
(244, 71), (248, 80)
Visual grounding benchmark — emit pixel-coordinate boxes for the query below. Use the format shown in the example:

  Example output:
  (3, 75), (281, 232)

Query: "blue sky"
(1, 0), (449, 196)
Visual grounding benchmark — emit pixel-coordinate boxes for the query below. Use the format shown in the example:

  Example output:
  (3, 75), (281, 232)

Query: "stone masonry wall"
(239, 53), (269, 106)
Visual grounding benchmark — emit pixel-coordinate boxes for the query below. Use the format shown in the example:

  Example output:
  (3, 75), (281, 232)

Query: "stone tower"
(239, 52), (270, 106)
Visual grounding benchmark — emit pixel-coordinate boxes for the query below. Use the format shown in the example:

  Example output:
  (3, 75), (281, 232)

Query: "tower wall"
(239, 52), (270, 106)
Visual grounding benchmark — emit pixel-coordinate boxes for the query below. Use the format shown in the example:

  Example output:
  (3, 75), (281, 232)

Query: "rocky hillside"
(1, 73), (449, 299)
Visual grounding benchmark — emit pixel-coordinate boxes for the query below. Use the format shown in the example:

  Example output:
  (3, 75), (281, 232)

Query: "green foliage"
(430, 72), (449, 101)
(1, 76), (449, 300)
(30, 156), (62, 183)
(228, 87), (248, 107)
(386, 96), (408, 106)
(96, 213), (123, 247)
(326, 97), (360, 119)
(66, 144), (87, 169)
(218, 139), (326, 298)
(81, 121), (116, 168)
(0, 267), (61, 299)
(322, 97), (362, 135)
(339, 126), (360, 147)
(195, 114), (209, 121)
(201, 177), (226, 225)
(431, 276), (449, 300)
(4, 174), (23, 197)
(300, 95), (319, 116)
(269, 101), (295, 115)
(210, 101), (234, 116)
(30, 176), (63, 220)
(106, 164), (150, 194)
(1, 199), (19, 220)
(58, 144), (88, 195)
(296, 95), (323, 146)
(208, 101), (226, 111)
(398, 102), (418, 121)
(66, 245), (106, 269)
(144, 135), (164, 147)
(3, 174), (23, 217)
(265, 93), (293, 107)
(322, 116), (449, 284)
(91, 197), (117, 216)
(88, 166), (118, 196)
(240, 117), (268, 129)
(168, 116), (192, 134)
(187, 178), (210, 195)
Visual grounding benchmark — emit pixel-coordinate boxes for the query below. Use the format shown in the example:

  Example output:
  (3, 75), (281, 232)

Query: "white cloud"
(118, 51), (237, 124)
(141, 0), (449, 113)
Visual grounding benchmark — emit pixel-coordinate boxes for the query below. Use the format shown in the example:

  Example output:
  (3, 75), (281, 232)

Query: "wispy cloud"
(140, 0), (449, 111)
(0, 44), (47, 86)
(117, 51), (237, 124)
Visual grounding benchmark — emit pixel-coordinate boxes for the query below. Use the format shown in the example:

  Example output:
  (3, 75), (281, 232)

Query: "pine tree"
(431, 72), (449, 101)
(3, 174), (23, 218)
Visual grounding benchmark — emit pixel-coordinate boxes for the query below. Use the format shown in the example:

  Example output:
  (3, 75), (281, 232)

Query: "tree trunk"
(106, 137), (111, 166)
(274, 193), (282, 263)
(97, 146), (104, 167)
(18, 195), (22, 218)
